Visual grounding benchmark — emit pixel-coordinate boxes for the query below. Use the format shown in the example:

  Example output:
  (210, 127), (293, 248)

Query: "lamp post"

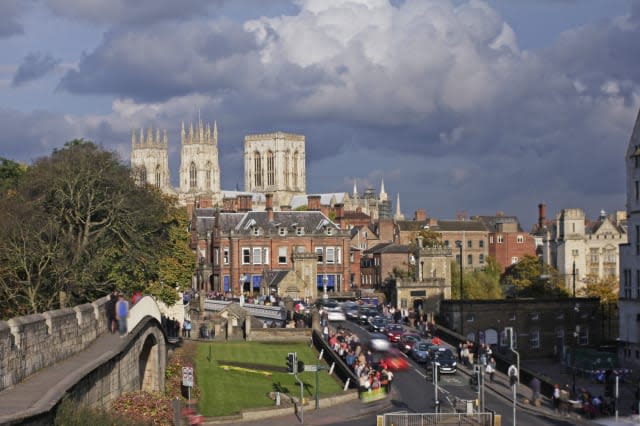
(571, 259), (577, 396)
(455, 240), (463, 334)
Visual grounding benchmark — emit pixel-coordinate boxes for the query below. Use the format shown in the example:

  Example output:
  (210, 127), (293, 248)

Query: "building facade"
(243, 131), (306, 207)
(620, 108), (640, 371)
(474, 214), (537, 273)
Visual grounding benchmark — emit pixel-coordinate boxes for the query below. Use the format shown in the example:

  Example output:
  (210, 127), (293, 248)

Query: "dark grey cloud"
(45, 0), (214, 26)
(0, 0), (29, 38)
(12, 52), (60, 87)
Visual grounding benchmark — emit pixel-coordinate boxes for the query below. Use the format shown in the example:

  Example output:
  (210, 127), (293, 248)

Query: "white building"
(620, 108), (640, 370)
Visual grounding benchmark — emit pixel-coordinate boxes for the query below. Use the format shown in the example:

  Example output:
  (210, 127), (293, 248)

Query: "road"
(335, 320), (585, 426)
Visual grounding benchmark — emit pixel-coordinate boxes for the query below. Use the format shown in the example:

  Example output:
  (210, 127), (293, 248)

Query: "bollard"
(319, 349), (324, 360)
(329, 362), (335, 375)
(276, 391), (281, 406)
(343, 378), (350, 391)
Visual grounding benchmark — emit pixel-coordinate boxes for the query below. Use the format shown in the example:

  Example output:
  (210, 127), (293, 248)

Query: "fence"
(376, 411), (494, 426)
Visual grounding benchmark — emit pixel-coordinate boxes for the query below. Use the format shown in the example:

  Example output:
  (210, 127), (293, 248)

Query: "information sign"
(182, 366), (194, 387)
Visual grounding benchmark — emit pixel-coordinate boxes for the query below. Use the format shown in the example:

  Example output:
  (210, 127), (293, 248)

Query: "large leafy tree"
(450, 256), (503, 299)
(501, 254), (567, 298)
(0, 157), (26, 196)
(0, 140), (172, 316)
(579, 274), (618, 304)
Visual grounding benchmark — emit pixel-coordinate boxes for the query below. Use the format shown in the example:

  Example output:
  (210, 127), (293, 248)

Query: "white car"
(327, 308), (346, 321)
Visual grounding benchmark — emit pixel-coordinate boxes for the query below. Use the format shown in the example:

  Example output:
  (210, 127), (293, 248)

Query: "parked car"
(429, 347), (457, 374)
(397, 332), (422, 354)
(386, 324), (405, 343)
(409, 340), (432, 363)
(368, 316), (388, 333)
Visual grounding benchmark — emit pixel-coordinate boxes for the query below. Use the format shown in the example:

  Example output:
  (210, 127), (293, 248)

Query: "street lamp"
(571, 259), (577, 396)
(455, 240), (464, 334)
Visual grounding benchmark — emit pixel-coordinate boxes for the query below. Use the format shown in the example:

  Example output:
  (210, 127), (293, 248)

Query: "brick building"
(474, 214), (537, 272)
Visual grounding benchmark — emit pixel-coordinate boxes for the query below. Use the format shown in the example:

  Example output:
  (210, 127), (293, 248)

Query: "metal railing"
(377, 411), (494, 426)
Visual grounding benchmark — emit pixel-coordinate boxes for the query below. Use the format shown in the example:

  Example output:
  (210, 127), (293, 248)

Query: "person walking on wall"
(106, 290), (118, 333)
(115, 294), (130, 337)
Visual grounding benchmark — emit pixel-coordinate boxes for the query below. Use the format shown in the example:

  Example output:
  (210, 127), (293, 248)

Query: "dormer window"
(279, 227), (286, 236)
(296, 227), (304, 236)
(253, 227), (260, 236)
(326, 228), (332, 236)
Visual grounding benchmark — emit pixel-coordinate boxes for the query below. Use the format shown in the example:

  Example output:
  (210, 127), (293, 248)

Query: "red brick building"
(474, 214), (536, 272)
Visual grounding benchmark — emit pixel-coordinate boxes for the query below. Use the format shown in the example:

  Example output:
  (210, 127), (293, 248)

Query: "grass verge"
(195, 341), (343, 417)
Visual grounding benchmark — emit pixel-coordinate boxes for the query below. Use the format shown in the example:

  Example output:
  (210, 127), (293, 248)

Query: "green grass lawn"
(194, 341), (344, 417)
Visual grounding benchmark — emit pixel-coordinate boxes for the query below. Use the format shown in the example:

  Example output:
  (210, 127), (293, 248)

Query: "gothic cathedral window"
(254, 151), (262, 187)
(267, 150), (275, 187)
(189, 162), (197, 189)
(293, 151), (298, 189)
(155, 165), (161, 188)
(206, 161), (212, 189)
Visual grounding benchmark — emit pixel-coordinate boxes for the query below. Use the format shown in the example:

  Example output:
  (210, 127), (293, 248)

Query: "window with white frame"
(479, 239), (484, 248)
(326, 228), (332, 236)
(296, 227), (304, 236)
(530, 328), (540, 349)
(223, 247), (229, 264)
(511, 256), (518, 264)
(279, 227), (286, 236)
(253, 248), (262, 264)
(242, 248), (251, 264)
(517, 235), (524, 243)
(263, 248), (269, 264)
(278, 247), (288, 264)
(337, 247), (342, 264)
(497, 235), (504, 244)
(253, 227), (259, 236)
(326, 247), (335, 264)
(479, 254), (485, 264)
(315, 247), (323, 263)
(489, 236), (494, 244)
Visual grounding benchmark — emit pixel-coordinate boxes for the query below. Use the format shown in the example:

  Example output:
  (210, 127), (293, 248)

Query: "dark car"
(368, 316), (388, 333)
(397, 332), (422, 354)
(429, 347), (457, 374)
(386, 324), (405, 343)
(409, 340), (432, 363)
(357, 306), (379, 325)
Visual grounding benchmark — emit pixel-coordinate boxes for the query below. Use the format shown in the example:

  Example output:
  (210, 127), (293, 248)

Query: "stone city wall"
(0, 296), (109, 392)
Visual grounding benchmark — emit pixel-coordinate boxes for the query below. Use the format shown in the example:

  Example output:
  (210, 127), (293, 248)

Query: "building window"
(253, 227), (259, 236)
(444, 240), (449, 246)
(223, 248), (229, 265)
(517, 235), (524, 244)
(284, 150), (290, 188)
(511, 256), (518, 264)
(254, 151), (262, 187)
(296, 227), (304, 236)
(267, 150), (275, 186)
(279, 227), (286, 236)
(479, 240), (484, 248)
(579, 326), (589, 346)
(467, 254), (473, 265)
(205, 161), (211, 189)
(327, 228), (333, 236)
(316, 247), (324, 263)
(278, 247), (288, 264)
(242, 248), (250, 264)
(467, 240), (472, 249)
(263, 248), (269, 264)
(253, 248), (262, 264)
(497, 235), (504, 244)
(337, 247), (342, 264)
(530, 328), (540, 350)
(489, 236), (494, 244)
(140, 165), (147, 185)
(293, 151), (298, 189)
(189, 162), (197, 188)
(155, 165), (161, 188)
(326, 247), (335, 264)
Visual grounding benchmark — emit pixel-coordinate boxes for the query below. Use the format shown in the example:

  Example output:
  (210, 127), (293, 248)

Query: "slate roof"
(364, 242), (411, 255)
(263, 270), (289, 287)
(430, 220), (488, 232)
(474, 215), (524, 232)
(396, 220), (429, 232)
(216, 210), (345, 235)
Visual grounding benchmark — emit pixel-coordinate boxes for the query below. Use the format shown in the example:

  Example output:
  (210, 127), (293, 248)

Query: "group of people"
(325, 324), (394, 394)
(552, 384), (613, 418)
(105, 290), (132, 337)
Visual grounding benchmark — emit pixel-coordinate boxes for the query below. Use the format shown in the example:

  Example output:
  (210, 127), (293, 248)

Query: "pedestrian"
(115, 294), (130, 337)
(486, 357), (496, 383)
(105, 290), (118, 333)
(552, 384), (561, 412)
(185, 319), (192, 338)
(530, 376), (541, 406)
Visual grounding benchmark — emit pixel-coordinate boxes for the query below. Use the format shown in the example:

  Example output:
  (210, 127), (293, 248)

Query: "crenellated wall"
(0, 296), (109, 393)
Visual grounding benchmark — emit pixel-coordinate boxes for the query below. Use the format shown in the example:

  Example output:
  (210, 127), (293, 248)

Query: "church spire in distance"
(379, 177), (388, 202)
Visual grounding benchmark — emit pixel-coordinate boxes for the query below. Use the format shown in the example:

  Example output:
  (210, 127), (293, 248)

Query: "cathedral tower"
(130, 128), (172, 192)
(179, 118), (221, 202)
(244, 131), (306, 207)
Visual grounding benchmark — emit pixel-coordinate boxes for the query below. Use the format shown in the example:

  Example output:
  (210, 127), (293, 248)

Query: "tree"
(501, 255), (567, 298)
(579, 274), (619, 304)
(0, 140), (171, 316)
(0, 157), (26, 197)
(450, 256), (503, 300)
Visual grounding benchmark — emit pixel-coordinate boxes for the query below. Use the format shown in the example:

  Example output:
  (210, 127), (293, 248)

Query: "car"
(397, 332), (422, 354)
(386, 324), (405, 343)
(429, 347), (457, 374)
(357, 306), (379, 325)
(344, 304), (360, 321)
(318, 299), (346, 321)
(373, 348), (409, 371)
(409, 340), (432, 363)
(368, 316), (388, 333)
(369, 332), (391, 351)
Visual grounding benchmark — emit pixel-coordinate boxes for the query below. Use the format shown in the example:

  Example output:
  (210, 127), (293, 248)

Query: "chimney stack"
(334, 203), (344, 220)
(414, 209), (427, 221)
(538, 203), (546, 229)
(266, 193), (274, 221)
(308, 195), (321, 211)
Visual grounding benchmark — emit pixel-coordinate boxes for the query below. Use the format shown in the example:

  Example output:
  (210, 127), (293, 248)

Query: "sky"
(1, 0), (639, 230)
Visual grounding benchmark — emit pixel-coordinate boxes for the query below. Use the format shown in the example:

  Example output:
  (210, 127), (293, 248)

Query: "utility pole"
(456, 240), (463, 335)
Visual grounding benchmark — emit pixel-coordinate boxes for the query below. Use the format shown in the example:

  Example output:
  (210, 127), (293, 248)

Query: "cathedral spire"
(213, 120), (218, 143)
(394, 193), (405, 220)
(353, 179), (358, 198)
(131, 129), (137, 146)
(379, 177), (388, 202)
(181, 121), (186, 145)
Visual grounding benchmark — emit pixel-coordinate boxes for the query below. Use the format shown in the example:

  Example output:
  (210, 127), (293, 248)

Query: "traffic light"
(297, 359), (305, 373)
(509, 373), (517, 387)
(287, 352), (297, 373)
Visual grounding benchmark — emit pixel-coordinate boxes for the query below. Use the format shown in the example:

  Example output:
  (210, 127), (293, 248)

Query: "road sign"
(305, 364), (318, 372)
(182, 366), (194, 387)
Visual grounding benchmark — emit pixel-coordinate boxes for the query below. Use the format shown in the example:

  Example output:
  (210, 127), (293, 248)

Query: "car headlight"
(452, 362), (457, 366)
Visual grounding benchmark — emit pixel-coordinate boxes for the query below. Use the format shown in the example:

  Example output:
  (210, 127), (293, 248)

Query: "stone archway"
(138, 332), (160, 392)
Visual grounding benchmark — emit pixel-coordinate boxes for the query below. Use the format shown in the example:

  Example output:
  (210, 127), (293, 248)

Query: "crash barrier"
(376, 411), (494, 426)
(311, 329), (359, 389)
